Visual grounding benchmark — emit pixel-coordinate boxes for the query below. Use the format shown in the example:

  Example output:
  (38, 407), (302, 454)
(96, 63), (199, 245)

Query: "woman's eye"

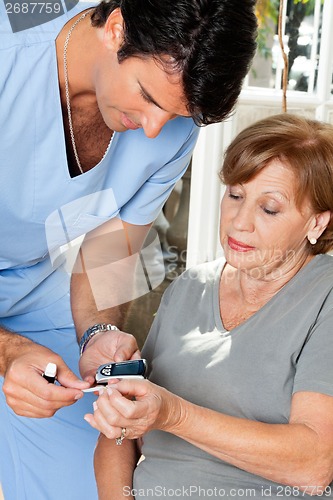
(228, 193), (241, 200)
(263, 207), (278, 216)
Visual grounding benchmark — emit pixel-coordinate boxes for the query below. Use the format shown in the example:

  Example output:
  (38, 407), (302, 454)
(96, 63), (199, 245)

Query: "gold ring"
(115, 427), (126, 446)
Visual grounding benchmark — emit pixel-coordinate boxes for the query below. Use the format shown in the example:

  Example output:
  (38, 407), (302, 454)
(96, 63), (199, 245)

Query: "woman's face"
(220, 159), (316, 279)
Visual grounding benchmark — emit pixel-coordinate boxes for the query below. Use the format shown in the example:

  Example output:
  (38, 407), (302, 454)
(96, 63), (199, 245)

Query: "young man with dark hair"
(0, 0), (257, 497)
(90, 0), (257, 126)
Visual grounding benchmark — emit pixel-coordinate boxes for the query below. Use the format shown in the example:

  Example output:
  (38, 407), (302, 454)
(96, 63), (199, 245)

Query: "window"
(248, 0), (326, 94)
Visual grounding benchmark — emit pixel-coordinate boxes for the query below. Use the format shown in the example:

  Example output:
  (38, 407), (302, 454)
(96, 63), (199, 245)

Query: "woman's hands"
(84, 379), (184, 440)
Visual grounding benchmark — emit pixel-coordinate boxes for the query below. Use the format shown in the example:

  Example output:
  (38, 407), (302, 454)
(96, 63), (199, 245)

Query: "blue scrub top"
(0, 1), (199, 321)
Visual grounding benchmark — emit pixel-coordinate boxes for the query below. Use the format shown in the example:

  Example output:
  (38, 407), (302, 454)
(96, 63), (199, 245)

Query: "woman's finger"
(84, 399), (124, 440)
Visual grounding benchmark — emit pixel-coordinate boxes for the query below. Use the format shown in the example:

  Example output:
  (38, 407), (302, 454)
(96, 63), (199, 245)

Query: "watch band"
(79, 324), (119, 356)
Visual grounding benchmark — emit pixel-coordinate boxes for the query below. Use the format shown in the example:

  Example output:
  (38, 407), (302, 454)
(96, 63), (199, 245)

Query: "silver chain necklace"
(63, 10), (112, 175)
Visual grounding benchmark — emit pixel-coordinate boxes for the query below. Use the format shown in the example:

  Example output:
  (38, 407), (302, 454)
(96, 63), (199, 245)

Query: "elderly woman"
(85, 114), (333, 500)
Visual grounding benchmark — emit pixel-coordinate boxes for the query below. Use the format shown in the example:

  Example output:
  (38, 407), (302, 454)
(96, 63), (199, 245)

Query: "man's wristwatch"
(79, 324), (119, 356)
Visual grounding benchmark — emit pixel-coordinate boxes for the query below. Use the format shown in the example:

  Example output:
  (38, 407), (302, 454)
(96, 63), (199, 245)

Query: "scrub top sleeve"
(119, 124), (200, 226)
(293, 299), (333, 397)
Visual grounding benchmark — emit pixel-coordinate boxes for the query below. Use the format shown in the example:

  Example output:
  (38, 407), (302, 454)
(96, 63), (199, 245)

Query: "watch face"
(96, 359), (147, 382)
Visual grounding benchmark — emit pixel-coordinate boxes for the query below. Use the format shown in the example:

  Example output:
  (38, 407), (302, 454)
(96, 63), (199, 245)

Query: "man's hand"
(3, 342), (90, 418)
(79, 330), (141, 384)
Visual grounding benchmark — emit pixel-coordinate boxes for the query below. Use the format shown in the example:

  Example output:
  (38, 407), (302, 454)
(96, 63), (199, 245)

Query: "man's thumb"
(57, 363), (90, 389)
